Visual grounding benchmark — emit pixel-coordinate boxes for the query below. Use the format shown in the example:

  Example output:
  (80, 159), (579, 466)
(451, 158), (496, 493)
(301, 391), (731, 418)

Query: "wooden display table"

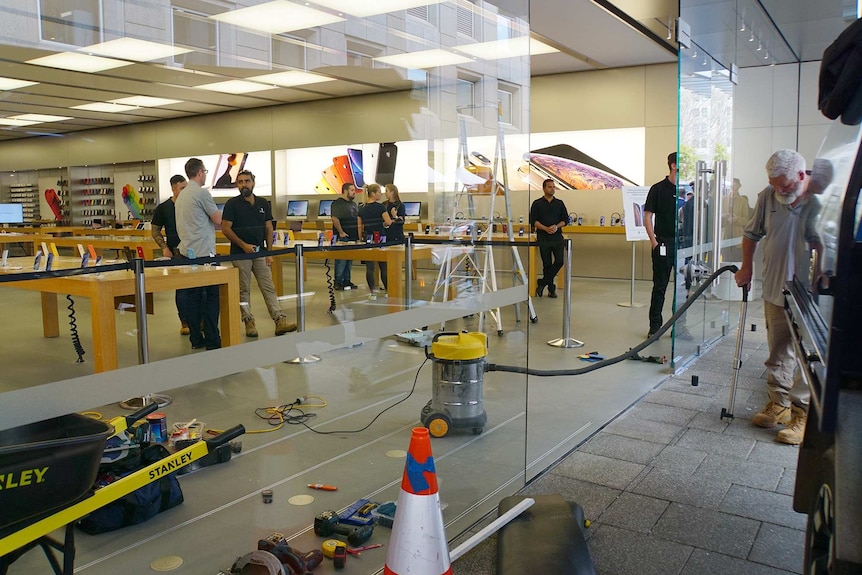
(1, 258), (240, 372)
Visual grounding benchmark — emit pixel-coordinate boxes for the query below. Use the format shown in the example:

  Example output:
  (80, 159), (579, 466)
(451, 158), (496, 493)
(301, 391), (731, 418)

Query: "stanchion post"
(133, 257), (149, 364)
(617, 241), (645, 307)
(287, 242), (320, 364)
(405, 233), (413, 308)
(548, 238), (584, 348)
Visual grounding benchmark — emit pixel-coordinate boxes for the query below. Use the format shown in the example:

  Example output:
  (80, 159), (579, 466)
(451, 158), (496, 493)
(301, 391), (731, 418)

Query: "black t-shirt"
(331, 197), (359, 240)
(644, 177), (678, 239)
(529, 196), (568, 241)
(359, 202), (387, 239)
(222, 195), (273, 254)
(384, 200), (405, 242)
(151, 199), (179, 250)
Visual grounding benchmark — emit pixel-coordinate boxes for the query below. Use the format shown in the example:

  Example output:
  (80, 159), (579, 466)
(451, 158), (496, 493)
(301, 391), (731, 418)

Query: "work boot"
(275, 316), (297, 336)
(776, 405), (807, 445)
(751, 401), (791, 428)
(244, 317), (258, 338)
(180, 321), (189, 335)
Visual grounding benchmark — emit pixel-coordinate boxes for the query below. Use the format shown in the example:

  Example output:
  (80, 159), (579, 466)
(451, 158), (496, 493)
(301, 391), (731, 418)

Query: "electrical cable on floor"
(207, 395), (328, 435)
(299, 357), (428, 435)
(324, 259), (336, 313)
(486, 264), (740, 377)
(66, 294), (86, 363)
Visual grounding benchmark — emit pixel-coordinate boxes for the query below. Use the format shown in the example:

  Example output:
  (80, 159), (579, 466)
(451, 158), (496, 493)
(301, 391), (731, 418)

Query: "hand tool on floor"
(313, 510), (374, 546)
(721, 285), (749, 421)
(577, 351), (604, 362)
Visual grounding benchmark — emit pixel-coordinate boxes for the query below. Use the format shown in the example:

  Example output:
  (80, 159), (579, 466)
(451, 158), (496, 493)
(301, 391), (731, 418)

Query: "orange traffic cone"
(384, 427), (452, 575)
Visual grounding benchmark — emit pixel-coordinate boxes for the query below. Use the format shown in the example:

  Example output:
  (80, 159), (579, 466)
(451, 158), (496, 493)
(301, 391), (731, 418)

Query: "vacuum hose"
(486, 265), (739, 376)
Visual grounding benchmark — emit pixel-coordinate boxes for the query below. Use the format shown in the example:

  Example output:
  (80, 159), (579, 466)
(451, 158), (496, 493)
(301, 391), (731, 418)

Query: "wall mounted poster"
(621, 186), (650, 241)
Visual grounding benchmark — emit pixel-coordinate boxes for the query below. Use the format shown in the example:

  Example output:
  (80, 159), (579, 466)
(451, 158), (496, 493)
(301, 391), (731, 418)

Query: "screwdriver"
(307, 483), (337, 491)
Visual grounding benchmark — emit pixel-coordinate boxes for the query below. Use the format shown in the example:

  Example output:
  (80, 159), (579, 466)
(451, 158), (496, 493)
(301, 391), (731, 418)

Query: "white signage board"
(621, 186), (650, 241)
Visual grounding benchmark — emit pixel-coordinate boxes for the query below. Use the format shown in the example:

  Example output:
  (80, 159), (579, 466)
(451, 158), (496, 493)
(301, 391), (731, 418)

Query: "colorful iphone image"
(470, 151), (491, 166)
(314, 177), (336, 195)
(212, 152), (248, 189)
(531, 144), (637, 187)
(333, 155), (355, 186)
(375, 142), (397, 185)
(347, 148), (364, 187)
(528, 153), (627, 190)
(322, 165), (345, 193)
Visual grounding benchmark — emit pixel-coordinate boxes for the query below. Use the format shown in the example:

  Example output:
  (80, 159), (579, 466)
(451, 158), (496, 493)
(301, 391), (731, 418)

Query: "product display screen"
(286, 200), (309, 218)
(0, 203), (24, 223)
(318, 200), (334, 217)
(403, 202), (421, 217)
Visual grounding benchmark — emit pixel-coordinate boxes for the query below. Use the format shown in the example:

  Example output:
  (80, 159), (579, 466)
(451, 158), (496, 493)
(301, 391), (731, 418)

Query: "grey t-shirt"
(743, 186), (821, 306)
(175, 180), (218, 258)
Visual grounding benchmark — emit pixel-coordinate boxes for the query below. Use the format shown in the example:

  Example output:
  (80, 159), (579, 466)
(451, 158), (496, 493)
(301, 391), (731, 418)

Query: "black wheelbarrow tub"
(0, 413), (113, 535)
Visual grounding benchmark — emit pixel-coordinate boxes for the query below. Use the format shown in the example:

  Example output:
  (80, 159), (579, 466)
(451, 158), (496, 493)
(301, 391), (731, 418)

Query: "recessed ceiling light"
(10, 114), (73, 122)
(311, 0), (444, 18)
(456, 37), (558, 60)
(0, 77), (38, 90)
(375, 49), (472, 69)
(71, 102), (140, 113)
(211, 0), (344, 34)
(27, 52), (132, 73)
(109, 96), (182, 107)
(82, 38), (192, 62)
(248, 70), (335, 87)
(195, 80), (279, 94)
(0, 118), (40, 126)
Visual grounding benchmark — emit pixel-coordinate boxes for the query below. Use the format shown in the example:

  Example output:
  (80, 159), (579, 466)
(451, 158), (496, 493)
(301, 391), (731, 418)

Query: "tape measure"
(321, 539), (347, 569)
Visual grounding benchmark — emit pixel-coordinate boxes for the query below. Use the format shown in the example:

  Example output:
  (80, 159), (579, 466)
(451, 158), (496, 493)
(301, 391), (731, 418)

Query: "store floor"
(1, 260), (802, 575)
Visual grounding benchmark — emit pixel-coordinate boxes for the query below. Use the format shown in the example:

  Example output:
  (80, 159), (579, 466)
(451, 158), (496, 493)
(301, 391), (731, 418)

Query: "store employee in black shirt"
(530, 178), (569, 298)
(644, 152), (678, 337)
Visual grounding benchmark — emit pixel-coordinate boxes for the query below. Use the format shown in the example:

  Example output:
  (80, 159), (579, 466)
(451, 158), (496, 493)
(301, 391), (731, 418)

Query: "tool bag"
(77, 444), (184, 535)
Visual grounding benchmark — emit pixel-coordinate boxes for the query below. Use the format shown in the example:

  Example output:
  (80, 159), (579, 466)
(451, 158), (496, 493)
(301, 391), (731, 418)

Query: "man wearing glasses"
(176, 157), (222, 350)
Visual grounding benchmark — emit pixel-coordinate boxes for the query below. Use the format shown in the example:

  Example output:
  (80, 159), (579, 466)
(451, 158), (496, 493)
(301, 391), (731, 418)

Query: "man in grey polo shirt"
(735, 149), (821, 444)
(176, 157), (222, 350)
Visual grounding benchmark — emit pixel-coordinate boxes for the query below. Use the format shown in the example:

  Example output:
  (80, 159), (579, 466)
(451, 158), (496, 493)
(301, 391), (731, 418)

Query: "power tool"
(313, 510), (374, 546)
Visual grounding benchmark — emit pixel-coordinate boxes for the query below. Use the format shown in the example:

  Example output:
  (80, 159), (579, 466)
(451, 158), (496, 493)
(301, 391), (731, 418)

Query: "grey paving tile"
(693, 453), (783, 491)
(604, 416), (685, 445)
(659, 377), (722, 398)
(749, 523), (805, 573)
(452, 536), (495, 575)
(644, 389), (715, 410)
(652, 502), (760, 558)
(553, 451), (645, 490)
(523, 475), (620, 521)
(652, 445), (707, 475)
(687, 411), (731, 433)
(719, 485), (807, 530)
(776, 469), (797, 496)
(675, 428), (756, 459)
(598, 492), (669, 533)
(623, 401), (699, 426)
(681, 548), (798, 575)
(631, 467), (731, 509)
(588, 524), (693, 575)
(579, 433), (665, 465)
(749, 440), (801, 470)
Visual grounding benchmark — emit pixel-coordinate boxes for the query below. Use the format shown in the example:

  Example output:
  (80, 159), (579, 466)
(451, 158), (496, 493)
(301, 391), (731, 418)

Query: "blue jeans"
(334, 237), (353, 285)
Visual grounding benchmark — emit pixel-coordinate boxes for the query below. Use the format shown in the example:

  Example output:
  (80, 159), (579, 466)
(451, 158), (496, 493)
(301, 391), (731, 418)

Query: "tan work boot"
(275, 316), (297, 336)
(180, 321), (190, 335)
(751, 401), (792, 428)
(244, 317), (258, 338)
(777, 405), (807, 445)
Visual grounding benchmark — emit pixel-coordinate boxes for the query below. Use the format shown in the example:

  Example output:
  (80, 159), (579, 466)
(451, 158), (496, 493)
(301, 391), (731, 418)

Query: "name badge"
(659, 245), (667, 256)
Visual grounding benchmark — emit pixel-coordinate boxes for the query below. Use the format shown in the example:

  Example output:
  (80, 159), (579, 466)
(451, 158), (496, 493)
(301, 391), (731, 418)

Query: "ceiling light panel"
(0, 78), (38, 90)
(211, 1), (344, 34)
(27, 52), (132, 73)
(82, 38), (192, 62)
(0, 119), (40, 127)
(109, 96), (182, 107)
(11, 114), (72, 122)
(456, 37), (558, 60)
(249, 70), (335, 87)
(195, 80), (279, 94)
(72, 103), (139, 113)
(375, 49), (472, 69)
(311, 0), (445, 18)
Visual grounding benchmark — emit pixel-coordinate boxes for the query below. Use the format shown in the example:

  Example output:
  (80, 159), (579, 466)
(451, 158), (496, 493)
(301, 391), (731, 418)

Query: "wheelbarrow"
(0, 404), (245, 574)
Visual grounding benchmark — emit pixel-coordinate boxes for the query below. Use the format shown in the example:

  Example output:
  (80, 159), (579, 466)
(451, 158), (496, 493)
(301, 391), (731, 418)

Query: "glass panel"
(39, 0), (99, 47)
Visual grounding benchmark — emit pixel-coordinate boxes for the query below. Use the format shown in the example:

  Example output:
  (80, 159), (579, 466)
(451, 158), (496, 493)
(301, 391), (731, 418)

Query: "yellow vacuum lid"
(431, 332), (487, 360)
